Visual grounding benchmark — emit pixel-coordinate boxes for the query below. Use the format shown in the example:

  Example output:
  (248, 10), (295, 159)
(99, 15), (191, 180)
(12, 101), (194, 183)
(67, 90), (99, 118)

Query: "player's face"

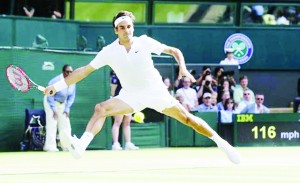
(114, 19), (134, 42)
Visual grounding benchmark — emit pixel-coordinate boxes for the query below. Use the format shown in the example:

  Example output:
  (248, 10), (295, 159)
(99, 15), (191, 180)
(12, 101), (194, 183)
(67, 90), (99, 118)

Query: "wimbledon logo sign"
(224, 33), (253, 64)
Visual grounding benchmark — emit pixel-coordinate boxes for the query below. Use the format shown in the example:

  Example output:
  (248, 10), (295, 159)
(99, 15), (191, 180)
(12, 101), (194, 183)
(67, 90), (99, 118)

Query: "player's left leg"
(162, 103), (241, 164)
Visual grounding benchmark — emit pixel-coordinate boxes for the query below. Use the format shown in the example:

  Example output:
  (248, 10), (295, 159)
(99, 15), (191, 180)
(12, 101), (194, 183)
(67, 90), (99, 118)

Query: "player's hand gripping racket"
(6, 65), (45, 93)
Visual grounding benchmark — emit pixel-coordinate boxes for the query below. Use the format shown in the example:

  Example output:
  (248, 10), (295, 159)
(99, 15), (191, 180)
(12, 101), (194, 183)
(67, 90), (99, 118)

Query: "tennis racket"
(6, 65), (45, 93)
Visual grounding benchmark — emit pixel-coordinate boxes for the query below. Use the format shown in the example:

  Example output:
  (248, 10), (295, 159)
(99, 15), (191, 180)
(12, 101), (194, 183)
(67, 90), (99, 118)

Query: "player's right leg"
(60, 97), (134, 159)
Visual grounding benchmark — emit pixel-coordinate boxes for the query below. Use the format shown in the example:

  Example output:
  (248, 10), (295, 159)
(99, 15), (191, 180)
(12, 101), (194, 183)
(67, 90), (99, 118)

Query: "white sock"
(80, 132), (94, 150)
(209, 133), (223, 144)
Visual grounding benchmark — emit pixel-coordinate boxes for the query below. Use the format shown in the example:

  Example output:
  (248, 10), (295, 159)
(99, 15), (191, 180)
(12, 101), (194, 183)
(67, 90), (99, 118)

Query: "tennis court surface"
(1, 147), (299, 183)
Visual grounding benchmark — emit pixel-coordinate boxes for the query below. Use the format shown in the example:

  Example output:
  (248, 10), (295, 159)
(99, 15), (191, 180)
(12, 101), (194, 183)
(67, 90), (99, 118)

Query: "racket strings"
(7, 67), (30, 92)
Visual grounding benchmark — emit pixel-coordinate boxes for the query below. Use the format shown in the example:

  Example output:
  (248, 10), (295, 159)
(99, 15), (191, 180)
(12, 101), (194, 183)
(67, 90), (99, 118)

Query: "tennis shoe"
(112, 142), (123, 150)
(60, 130), (84, 159)
(217, 139), (241, 164)
(125, 142), (139, 150)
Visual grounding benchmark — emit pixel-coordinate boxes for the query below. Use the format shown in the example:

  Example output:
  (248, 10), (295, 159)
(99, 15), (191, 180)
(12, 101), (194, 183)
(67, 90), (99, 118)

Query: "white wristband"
(53, 80), (68, 92)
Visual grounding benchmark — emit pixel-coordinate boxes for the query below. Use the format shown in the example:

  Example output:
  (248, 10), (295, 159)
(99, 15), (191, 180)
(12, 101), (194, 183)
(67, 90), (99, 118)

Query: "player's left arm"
(162, 46), (196, 82)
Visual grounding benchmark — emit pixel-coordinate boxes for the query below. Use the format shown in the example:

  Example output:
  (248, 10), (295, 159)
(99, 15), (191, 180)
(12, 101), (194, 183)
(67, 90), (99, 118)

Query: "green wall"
(78, 24), (300, 70)
(238, 28), (300, 70)
(0, 48), (111, 151)
(15, 19), (78, 49)
(0, 18), (13, 46)
(169, 112), (218, 147)
(0, 17), (78, 49)
(1, 16), (300, 70)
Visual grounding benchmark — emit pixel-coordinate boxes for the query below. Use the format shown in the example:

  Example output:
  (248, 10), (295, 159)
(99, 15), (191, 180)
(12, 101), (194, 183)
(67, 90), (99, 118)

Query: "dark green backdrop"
(0, 48), (111, 151)
(1, 16), (300, 70)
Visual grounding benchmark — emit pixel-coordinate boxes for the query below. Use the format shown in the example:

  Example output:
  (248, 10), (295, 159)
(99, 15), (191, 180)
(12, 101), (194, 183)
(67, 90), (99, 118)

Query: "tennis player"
(44, 11), (241, 164)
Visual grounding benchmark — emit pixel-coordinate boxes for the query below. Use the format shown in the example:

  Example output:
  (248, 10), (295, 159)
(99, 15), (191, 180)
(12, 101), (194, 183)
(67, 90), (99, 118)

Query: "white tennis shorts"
(115, 87), (179, 113)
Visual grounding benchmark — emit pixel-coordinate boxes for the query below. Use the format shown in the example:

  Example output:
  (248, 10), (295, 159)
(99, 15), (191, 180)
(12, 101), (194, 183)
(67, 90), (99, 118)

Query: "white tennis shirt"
(90, 35), (167, 92)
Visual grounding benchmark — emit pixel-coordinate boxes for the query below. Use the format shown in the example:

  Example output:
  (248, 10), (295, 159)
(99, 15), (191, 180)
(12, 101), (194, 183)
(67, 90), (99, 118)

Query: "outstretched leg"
(162, 104), (215, 137)
(60, 98), (133, 158)
(162, 103), (241, 164)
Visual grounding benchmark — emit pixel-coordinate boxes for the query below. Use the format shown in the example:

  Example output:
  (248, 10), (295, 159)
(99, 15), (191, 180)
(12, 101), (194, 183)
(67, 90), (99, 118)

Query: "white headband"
(114, 16), (132, 27)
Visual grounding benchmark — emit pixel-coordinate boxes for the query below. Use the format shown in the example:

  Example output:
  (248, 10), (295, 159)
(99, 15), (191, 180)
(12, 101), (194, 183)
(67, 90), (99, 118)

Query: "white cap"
(203, 92), (212, 98)
(225, 48), (234, 53)
(252, 5), (264, 16)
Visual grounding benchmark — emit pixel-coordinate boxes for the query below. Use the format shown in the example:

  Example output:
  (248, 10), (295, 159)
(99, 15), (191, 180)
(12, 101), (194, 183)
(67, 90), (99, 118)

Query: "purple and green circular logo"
(224, 33), (253, 64)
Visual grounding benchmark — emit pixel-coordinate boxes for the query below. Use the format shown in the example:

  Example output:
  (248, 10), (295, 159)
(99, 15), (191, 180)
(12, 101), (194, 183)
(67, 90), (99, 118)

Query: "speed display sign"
(234, 113), (300, 146)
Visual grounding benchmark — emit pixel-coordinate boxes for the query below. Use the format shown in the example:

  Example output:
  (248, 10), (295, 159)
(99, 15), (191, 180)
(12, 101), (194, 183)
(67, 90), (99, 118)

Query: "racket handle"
(37, 86), (45, 92)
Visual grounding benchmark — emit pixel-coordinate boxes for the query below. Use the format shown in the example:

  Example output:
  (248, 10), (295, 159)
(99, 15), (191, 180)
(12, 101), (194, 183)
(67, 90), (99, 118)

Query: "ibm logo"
(236, 114), (254, 122)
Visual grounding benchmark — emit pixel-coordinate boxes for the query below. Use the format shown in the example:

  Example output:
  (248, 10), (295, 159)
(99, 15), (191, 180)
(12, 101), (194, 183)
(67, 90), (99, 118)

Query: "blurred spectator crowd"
(165, 64), (270, 124)
(243, 4), (300, 25)
(0, 0), (64, 19)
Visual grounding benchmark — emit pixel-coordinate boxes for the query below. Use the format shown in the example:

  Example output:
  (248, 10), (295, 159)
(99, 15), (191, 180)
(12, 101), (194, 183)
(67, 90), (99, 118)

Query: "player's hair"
(62, 64), (71, 72)
(112, 11), (135, 28)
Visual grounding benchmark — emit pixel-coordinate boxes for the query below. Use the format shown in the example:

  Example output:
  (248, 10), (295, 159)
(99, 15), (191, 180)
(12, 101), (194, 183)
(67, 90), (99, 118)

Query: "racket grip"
(37, 86), (45, 92)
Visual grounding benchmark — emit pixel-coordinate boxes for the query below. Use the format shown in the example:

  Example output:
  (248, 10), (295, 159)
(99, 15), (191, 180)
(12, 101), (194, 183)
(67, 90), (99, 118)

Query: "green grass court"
(1, 147), (299, 183)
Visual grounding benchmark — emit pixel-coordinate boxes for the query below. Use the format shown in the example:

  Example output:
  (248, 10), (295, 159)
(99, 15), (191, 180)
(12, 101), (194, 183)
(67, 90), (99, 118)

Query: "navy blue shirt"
(111, 74), (122, 96)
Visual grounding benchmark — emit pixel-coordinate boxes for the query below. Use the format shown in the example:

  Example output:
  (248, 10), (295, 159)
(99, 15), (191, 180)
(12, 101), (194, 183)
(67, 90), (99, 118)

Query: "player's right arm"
(44, 64), (95, 96)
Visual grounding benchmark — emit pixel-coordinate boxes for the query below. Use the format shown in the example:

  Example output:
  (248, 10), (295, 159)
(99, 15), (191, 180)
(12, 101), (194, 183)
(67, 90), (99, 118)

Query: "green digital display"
(234, 113), (300, 146)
